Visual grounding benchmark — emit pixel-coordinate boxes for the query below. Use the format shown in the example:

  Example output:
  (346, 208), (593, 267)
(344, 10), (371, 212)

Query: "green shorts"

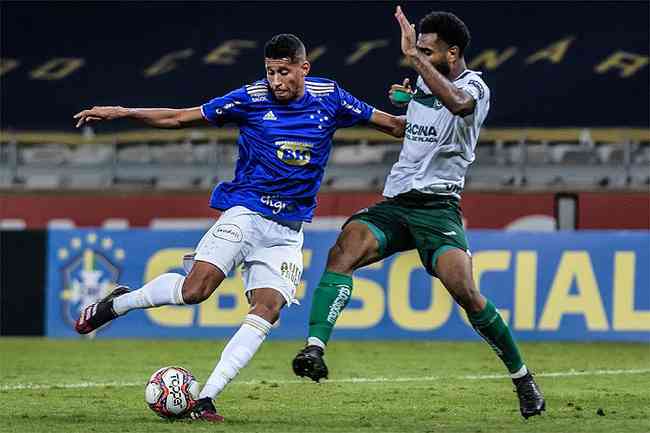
(345, 190), (469, 276)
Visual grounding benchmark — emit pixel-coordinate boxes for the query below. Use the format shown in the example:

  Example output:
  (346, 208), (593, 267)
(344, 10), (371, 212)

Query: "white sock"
(307, 337), (326, 349)
(510, 364), (528, 379)
(112, 273), (185, 315)
(199, 314), (272, 399)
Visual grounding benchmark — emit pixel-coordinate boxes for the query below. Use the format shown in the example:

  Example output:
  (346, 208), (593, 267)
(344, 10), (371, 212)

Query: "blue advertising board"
(45, 229), (650, 341)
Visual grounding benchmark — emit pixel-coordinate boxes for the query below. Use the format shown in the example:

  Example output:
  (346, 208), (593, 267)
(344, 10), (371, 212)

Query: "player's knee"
(250, 299), (283, 324)
(326, 227), (375, 274)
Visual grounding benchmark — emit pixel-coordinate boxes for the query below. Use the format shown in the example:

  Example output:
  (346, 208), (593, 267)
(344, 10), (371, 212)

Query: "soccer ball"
(144, 366), (200, 419)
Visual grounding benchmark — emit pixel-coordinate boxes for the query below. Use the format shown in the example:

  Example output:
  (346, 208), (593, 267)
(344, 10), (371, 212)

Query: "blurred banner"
(45, 229), (650, 341)
(2, 2), (648, 129)
(3, 192), (650, 229)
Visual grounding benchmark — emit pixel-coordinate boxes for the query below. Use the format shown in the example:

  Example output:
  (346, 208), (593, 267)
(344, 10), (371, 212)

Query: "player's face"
(416, 33), (457, 77)
(265, 58), (310, 102)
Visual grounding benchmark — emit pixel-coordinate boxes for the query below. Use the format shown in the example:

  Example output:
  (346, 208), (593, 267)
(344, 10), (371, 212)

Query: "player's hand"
(395, 6), (417, 58)
(388, 78), (413, 107)
(73, 106), (127, 128)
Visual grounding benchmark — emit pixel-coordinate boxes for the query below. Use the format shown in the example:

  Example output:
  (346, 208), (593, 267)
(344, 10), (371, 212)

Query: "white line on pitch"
(2, 368), (649, 392)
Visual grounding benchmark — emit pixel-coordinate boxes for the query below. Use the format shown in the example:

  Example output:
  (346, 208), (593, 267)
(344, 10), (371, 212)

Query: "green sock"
(307, 271), (353, 345)
(468, 300), (525, 374)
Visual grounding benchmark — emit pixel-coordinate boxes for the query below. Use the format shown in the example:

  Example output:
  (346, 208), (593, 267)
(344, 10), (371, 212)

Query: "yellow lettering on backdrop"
(204, 40), (257, 65)
(30, 58), (85, 80)
(526, 36), (574, 64)
(388, 251), (453, 331)
(144, 248), (194, 326)
(338, 277), (385, 328)
(346, 40), (389, 65)
(199, 268), (249, 326)
(144, 49), (194, 77)
(295, 249), (312, 300)
(595, 51), (649, 78)
(515, 251), (537, 330)
(538, 251), (609, 331)
(0, 58), (19, 76)
(468, 47), (517, 70)
(307, 46), (327, 63)
(613, 252), (650, 331)
(459, 251), (511, 326)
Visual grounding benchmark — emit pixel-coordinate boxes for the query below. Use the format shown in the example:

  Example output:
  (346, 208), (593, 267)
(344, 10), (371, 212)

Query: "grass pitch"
(1, 339), (649, 433)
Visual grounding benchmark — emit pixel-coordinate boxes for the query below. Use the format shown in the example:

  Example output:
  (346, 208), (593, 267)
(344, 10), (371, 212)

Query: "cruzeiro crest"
(58, 233), (125, 335)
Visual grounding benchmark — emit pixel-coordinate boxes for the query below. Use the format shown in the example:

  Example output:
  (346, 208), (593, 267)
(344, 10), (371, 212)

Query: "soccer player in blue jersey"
(72, 34), (405, 422)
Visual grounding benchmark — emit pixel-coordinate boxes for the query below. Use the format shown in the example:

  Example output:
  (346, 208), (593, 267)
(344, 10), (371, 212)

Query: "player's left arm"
(395, 6), (475, 117)
(368, 110), (406, 138)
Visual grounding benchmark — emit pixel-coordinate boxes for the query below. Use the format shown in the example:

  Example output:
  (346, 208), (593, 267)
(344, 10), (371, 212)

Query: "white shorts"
(188, 206), (303, 306)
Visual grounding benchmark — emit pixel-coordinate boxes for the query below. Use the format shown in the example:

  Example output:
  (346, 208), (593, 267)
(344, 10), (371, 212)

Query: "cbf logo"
(57, 233), (125, 334)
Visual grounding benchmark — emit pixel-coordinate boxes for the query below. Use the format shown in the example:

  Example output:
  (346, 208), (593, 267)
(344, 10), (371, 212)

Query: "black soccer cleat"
(188, 397), (224, 422)
(513, 372), (546, 419)
(292, 345), (328, 382)
(74, 286), (130, 334)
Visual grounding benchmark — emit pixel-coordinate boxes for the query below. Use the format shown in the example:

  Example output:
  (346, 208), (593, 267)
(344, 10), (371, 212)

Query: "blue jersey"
(201, 77), (374, 222)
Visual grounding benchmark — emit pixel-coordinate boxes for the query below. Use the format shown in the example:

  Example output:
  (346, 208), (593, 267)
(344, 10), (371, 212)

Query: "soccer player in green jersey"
(292, 6), (545, 419)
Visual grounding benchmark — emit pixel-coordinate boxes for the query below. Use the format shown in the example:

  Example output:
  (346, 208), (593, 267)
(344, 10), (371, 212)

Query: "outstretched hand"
(73, 106), (125, 128)
(388, 78), (413, 107)
(395, 6), (417, 58)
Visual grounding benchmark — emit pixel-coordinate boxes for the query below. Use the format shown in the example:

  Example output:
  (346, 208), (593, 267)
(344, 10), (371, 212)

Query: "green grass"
(1, 339), (649, 433)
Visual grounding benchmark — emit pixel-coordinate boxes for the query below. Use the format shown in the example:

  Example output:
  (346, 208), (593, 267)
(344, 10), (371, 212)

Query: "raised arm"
(367, 110), (406, 138)
(73, 106), (207, 129)
(394, 6), (475, 116)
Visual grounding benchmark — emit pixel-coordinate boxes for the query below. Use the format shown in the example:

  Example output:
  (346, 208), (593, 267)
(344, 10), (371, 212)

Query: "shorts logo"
(280, 262), (302, 287)
(212, 224), (243, 243)
(58, 232), (124, 336)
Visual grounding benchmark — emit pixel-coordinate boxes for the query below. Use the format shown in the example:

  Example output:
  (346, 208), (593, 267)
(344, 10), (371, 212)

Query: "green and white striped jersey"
(383, 69), (490, 199)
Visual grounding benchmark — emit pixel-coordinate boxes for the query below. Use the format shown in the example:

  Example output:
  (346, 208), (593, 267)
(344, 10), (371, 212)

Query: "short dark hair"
(419, 12), (471, 54)
(264, 34), (306, 62)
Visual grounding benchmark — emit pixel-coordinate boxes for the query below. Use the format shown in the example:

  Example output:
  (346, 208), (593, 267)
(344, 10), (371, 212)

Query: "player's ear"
(301, 60), (311, 77)
(448, 45), (460, 63)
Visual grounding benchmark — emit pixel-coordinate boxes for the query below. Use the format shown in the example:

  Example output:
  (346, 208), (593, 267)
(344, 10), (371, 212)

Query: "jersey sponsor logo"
(467, 80), (485, 100)
(275, 140), (313, 166)
(405, 122), (438, 143)
(260, 195), (288, 215)
(211, 223), (243, 243)
(57, 233), (124, 334)
(341, 100), (363, 114)
(263, 110), (277, 121)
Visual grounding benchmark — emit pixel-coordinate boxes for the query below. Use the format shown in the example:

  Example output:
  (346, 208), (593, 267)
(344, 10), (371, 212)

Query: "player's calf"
(74, 286), (130, 334)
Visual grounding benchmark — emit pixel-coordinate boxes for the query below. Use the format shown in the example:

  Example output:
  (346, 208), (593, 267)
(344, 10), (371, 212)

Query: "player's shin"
(307, 271), (353, 348)
(199, 314), (272, 399)
(467, 299), (527, 378)
(112, 273), (185, 315)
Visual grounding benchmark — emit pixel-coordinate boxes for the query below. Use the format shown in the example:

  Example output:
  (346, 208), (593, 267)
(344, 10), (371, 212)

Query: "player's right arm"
(73, 106), (207, 129)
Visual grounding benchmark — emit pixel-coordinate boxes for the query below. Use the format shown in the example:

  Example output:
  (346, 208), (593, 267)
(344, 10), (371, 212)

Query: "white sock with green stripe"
(199, 314), (272, 399)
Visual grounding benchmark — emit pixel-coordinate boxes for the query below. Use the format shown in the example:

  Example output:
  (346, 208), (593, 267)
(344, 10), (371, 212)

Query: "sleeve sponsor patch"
(467, 80), (485, 100)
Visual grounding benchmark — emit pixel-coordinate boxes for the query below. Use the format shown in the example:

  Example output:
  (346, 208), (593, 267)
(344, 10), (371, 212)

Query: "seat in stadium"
(20, 144), (69, 165)
(156, 177), (197, 190)
(327, 176), (377, 190)
(550, 145), (596, 164)
(117, 144), (152, 163)
(64, 173), (111, 189)
(151, 143), (194, 164)
(68, 145), (114, 165)
(24, 174), (62, 189)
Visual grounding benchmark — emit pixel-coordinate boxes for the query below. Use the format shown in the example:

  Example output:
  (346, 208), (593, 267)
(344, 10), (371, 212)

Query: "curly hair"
(419, 12), (471, 54)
